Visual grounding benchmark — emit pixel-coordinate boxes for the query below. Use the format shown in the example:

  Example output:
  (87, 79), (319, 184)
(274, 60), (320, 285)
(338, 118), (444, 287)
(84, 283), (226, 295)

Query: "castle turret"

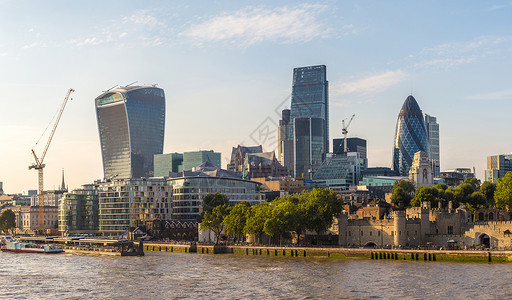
(420, 202), (431, 245)
(338, 212), (348, 247)
(393, 209), (407, 247)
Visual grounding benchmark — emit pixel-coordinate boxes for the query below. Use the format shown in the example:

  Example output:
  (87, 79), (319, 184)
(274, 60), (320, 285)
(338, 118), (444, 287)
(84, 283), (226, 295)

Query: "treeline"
(200, 188), (343, 245)
(391, 172), (512, 213)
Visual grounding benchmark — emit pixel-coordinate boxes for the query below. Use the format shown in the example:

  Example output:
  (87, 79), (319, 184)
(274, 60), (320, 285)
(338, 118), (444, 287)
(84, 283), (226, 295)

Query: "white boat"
(1, 241), (63, 254)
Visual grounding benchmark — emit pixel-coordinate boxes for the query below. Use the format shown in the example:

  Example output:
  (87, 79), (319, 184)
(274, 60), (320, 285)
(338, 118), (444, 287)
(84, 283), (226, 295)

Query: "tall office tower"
(278, 109), (293, 173)
(154, 153), (184, 177)
(485, 154), (512, 183)
(333, 137), (368, 169)
(392, 95), (430, 176)
(290, 65), (329, 177)
(95, 85), (165, 179)
(294, 117), (326, 178)
(424, 114), (440, 177)
(182, 150), (221, 171)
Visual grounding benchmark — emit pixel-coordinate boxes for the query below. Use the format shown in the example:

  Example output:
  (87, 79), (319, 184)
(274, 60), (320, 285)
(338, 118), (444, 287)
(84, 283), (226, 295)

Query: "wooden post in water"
(303, 250), (306, 257)
(415, 253), (419, 260)
(488, 252), (492, 262)
(275, 249), (278, 256)
(171, 247), (173, 252)
(283, 250), (286, 256)
(371, 252), (374, 259)
(267, 249), (270, 255)
(433, 253), (436, 261)
(246, 248), (249, 255)
(423, 253), (427, 261)
(295, 250), (298, 257)
(428, 253), (431, 261)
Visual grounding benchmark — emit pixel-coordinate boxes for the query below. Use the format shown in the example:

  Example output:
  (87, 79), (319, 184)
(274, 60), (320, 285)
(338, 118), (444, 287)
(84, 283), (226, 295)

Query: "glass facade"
(313, 152), (363, 189)
(154, 153), (184, 177)
(182, 151), (221, 171)
(293, 117), (326, 178)
(392, 95), (430, 176)
(289, 65), (329, 176)
(424, 114), (440, 176)
(168, 176), (264, 221)
(58, 184), (99, 232)
(95, 86), (165, 179)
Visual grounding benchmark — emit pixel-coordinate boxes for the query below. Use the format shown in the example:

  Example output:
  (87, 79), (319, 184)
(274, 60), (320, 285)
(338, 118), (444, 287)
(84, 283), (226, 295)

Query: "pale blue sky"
(1, 0), (511, 193)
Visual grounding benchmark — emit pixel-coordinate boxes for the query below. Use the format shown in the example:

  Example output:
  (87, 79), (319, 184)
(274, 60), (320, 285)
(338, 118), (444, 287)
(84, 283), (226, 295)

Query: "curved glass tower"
(95, 86), (165, 179)
(392, 95), (430, 176)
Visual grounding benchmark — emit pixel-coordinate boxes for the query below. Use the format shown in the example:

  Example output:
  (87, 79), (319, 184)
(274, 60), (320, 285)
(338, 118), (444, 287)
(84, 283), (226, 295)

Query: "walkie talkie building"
(95, 86), (165, 179)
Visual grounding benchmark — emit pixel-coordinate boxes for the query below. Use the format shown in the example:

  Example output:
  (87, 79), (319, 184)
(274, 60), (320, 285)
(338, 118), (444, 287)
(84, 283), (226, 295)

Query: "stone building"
(409, 151), (434, 188)
(4, 206), (59, 234)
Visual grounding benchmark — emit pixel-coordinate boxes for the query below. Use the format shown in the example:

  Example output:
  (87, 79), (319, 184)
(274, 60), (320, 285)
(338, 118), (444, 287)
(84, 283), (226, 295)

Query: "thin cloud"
(181, 4), (334, 48)
(488, 2), (512, 11)
(468, 89), (512, 101)
(0, 52), (8, 57)
(123, 10), (159, 26)
(23, 43), (37, 49)
(331, 70), (406, 96)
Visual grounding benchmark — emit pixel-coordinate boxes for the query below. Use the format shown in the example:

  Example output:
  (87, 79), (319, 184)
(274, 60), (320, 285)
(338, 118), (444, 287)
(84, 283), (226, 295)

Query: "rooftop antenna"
(123, 81), (138, 87)
(103, 84), (118, 93)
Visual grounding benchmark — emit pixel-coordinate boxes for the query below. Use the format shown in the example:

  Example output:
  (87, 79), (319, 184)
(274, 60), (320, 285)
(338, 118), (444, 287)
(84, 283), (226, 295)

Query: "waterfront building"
(294, 117), (326, 178)
(30, 190), (65, 207)
(3, 206), (58, 234)
(313, 152), (364, 190)
(95, 85), (165, 179)
(424, 114), (440, 176)
(278, 109), (293, 174)
(154, 153), (184, 177)
(182, 150), (221, 171)
(392, 95), (430, 176)
(439, 168), (475, 187)
(58, 183), (99, 233)
(167, 169), (264, 221)
(408, 151), (434, 188)
(98, 178), (172, 234)
(290, 65), (329, 177)
(485, 153), (512, 183)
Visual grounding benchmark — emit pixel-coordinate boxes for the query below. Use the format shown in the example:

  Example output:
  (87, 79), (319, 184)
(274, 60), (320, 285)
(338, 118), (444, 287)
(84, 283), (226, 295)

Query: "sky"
(1, 0), (512, 194)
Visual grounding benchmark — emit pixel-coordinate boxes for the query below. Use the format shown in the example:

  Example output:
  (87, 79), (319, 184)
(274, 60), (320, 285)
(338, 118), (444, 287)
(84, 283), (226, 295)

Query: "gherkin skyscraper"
(392, 95), (430, 176)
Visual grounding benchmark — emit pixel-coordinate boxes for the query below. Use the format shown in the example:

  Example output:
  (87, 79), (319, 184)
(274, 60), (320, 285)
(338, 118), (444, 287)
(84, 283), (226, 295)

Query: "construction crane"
(29, 88), (74, 232)
(342, 114), (355, 153)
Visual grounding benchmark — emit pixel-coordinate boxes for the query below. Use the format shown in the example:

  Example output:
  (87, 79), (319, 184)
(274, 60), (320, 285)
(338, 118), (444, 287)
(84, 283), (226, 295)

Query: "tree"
(480, 181), (496, 208)
(453, 182), (476, 207)
(244, 203), (273, 244)
(463, 177), (481, 190)
(465, 191), (487, 216)
(264, 199), (297, 246)
(198, 192), (229, 222)
(411, 186), (439, 207)
(201, 204), (231, 245)
(0, 209), (16, 235)
(224, 202), (251, 243)
(303, 188), (343, 245)
(390, 180), (415, 207)
(495, 172), (512, 210)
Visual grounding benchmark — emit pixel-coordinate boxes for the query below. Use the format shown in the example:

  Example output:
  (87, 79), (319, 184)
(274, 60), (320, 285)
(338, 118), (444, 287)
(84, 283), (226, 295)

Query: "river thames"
(1, 251), (510, 299)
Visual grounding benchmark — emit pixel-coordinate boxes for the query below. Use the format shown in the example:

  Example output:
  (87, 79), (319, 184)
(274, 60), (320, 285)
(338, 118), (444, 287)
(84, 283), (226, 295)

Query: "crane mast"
(342, 114), (355, 152)
(29, 88), (74, 232)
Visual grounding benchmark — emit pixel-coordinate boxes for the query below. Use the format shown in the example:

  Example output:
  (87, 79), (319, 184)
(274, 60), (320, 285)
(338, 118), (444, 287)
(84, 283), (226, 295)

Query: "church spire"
(61, 169), (67, 192)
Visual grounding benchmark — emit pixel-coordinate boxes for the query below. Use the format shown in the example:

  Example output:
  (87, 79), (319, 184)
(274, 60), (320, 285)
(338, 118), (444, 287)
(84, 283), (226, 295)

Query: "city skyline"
(1, 1), (512, 193)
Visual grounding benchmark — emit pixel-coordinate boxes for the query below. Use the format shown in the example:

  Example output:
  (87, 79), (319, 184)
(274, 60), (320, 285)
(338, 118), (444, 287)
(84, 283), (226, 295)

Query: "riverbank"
(139, 242), (512, 263)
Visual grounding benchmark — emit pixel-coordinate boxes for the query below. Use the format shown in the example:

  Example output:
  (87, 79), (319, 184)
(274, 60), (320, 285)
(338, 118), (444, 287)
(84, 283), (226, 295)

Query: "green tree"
(465, 191), (487, 216)
(198, 192), (229, 222)
(303, 188), (343, 245)
(264, 199), (297, 246)
(463, 177), (481, 190)
(244, 203), (273, 244)
(390, 180), (415, 207)
(495, 172), (512, 209)
(286, 194), (307, 245)
(411, 186), (440, 207)
(201, 204), (231, 245)
(480, 181), (497, 208)
(453, 182), (477, 207)
(0, 209), (16, 235)
(224, 202), (251, 243)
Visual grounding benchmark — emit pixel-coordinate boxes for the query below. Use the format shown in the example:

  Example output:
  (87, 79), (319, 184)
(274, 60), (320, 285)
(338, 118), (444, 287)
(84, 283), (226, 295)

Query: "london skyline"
(1, 1), (512, 193)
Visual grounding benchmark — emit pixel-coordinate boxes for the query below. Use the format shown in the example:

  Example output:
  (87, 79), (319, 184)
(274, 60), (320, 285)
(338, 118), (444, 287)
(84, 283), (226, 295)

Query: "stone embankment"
(138, 242), (512, 263)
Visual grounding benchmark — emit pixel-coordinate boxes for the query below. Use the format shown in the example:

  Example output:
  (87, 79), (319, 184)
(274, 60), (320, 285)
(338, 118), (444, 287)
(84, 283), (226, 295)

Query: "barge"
(1, 241), (63, 254)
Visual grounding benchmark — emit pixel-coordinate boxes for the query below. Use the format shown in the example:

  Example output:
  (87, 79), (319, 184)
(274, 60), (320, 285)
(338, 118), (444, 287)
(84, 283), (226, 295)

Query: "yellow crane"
(29, 88), (74, 232)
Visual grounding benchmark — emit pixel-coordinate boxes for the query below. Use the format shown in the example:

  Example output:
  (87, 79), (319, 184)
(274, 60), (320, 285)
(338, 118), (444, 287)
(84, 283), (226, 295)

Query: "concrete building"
(154, 153), (184, 177)
(424, 114), (440, 176)
(58, 183), (99, 233)
(392, 95), (430, 176)
(252, 176), (306, 194)
(439, 168), (475, 187)
(30, 190), (66, 207)
(98, 178), (172, 234)
(167, 169), (264, 221)
(183, 150), (221, 171)
(485, 154), (512, 183)
(4, 206), (59, 234)
(95, 85), (166, 179)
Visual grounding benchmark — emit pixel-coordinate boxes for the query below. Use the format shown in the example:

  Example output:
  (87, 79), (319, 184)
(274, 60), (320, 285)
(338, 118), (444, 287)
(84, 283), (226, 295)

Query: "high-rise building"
(485, 154), (512, 183)
(294, 117), (326, 178)
(424, 114), (440, 176)
(392, 95), (430, 176)
(95, 85), (165, 179)
(313, 152), (364, 190)
(289, 65), (329, 177)
(154, 153), (184, 177)
(58, 183), (99, 233)
(182, 150), (221, 171)
(278, 109), (293, 173)
(333, 137), (368, 169)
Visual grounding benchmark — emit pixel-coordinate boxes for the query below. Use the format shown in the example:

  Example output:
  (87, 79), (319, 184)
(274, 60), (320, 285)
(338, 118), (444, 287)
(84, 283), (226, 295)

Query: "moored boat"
(1, 241), (63, 254)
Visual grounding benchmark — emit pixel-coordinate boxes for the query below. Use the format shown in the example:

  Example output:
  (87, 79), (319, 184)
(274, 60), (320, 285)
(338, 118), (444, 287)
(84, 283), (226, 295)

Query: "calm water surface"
(0, 251), (510, 299)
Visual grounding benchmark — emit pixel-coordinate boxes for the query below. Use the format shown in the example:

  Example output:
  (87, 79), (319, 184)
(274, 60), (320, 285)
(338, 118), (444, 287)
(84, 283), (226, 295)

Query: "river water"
(0, 251), (510, 299)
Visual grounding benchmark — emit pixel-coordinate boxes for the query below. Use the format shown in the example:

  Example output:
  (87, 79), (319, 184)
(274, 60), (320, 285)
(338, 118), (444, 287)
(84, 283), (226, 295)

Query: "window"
(448, 226), (453, 234)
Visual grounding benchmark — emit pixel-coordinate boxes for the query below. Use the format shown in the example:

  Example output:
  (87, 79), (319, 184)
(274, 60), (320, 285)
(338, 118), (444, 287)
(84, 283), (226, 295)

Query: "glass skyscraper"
(392, 95), (430, 176)
(95, 86), (165, 179)
(424, 114), (440, 177)
(294, 117), (326, 178)
(289, 65), (329, 177)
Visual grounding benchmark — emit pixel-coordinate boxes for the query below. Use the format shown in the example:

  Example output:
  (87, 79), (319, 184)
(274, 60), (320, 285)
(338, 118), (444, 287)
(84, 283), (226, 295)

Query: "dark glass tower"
(392, 95), (430, 176)
(95, 86), (165, 179)
(294, 117), (326, 178)
(289, 65), (329, 176)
